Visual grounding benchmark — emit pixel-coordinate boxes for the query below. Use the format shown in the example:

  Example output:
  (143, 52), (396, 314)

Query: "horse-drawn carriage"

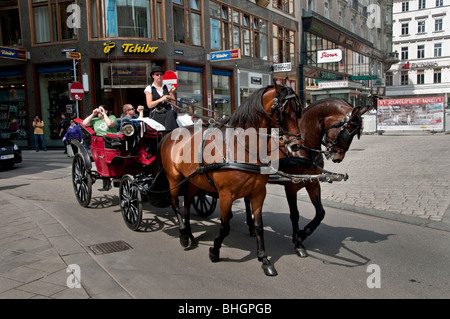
(70, 80), (367, 276)
(71, 116), (217, 231)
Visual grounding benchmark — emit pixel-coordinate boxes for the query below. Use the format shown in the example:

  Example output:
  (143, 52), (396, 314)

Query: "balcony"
(383, 52), (400, 72)
(256, 0), (270, 7)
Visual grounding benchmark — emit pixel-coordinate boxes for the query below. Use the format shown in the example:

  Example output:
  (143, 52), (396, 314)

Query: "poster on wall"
(377, 97), (444, 131)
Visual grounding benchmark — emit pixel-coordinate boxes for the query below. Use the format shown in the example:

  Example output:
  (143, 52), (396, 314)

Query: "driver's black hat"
(150, 66), (165, 77)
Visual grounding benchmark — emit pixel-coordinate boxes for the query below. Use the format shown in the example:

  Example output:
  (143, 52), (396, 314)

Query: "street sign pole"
(66, 51), (81, 116)
(73, 58), (78, 116)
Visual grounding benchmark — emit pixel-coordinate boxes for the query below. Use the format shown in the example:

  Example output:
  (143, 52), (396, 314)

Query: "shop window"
(173, 0), (202, 46)
(176, 65), (204, 118)
(32, 0), (78, 44)
(88, 0), (163, 40)
(0, 1), (21, 47)
(212, 69), (232, 120)
(0, 71), (28, 145)
(36, 66), (76, 146)
(101, 62), (152, 88)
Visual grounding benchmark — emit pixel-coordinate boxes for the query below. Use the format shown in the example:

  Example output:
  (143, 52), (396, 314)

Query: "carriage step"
(88, 240), (133, 255)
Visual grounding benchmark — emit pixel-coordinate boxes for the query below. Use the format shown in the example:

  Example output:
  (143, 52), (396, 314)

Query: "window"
(435, 18), (443, 31)
(89, 0), (164, 40)
(32, 0), (77, 43)
(436, 0), (443, 7)
(173, 0), (202, 46)
(386, 73), (393, 86)
(417, 45), (425, 58)
(401, 71), (409, 85)
(417, 70), (424, 84)
(434, 43), (442, 57)
(274, 0), (294, 15)
(401, 47), (409, 60)
(324, 1), (330, 19)
(417, 20), (425, 33)
(0, 1), (21, 47)
(418, 0), (426, 9)
(401, 23), (409, 35)
(273, 24), (296, 64)
(210, 2), (268, 60)
(402, 1), (409, 12)
(434, 69), (441, 83)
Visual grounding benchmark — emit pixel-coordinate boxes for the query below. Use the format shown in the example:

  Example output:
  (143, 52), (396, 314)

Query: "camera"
(95, 108), (101, 113)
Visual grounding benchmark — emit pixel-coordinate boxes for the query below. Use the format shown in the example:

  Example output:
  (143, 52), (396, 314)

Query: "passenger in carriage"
(82, 105), (118, 136)
(122, 103), (144, 120)
(144, 66), (178, 130)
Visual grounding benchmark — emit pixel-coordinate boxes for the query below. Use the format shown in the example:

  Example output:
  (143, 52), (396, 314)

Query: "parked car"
(0, 138), (22, 168)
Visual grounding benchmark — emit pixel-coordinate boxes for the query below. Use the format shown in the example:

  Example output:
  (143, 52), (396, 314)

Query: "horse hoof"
(261, 264), (278, 276)
(296, 247), (309, 258)
(190, 238), (198, 247)
(209, 247), (220, 263)
(179, 235), (189, 248)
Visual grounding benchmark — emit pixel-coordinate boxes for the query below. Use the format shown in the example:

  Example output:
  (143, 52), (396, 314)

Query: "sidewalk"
(0, 151), (132, 299)
(1, 133), (449, 298)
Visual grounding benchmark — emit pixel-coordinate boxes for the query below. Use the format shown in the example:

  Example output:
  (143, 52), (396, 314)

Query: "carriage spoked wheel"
(72, 153), (92, 207)
(119, 174), (143, 231)
(193, 190), (217, 218)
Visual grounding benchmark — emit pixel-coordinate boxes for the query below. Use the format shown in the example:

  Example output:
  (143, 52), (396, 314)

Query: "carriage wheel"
(119, 174), (143, 231)
(193, 190), (217, 218)
(72, 153), (92, 207)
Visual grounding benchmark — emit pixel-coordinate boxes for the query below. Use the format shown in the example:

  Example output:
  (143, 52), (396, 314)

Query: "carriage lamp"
(122, 124), (135, 137)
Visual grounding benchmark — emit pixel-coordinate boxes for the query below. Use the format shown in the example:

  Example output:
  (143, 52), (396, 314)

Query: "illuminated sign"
(210, 49), (241, 61)
(103, 41), (158, 54)
(317, 49), (342, 63)
(0, 46), (27, 61)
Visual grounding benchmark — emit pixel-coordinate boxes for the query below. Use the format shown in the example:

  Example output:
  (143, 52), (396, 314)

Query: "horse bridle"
(269, 86), (303, 155)
(322, 109), (363, 159)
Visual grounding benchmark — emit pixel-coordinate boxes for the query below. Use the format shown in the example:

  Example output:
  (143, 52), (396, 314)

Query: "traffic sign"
(69, 82), (84, 100)
(163, 70), (178, 91)
(66, 51), (81, 60)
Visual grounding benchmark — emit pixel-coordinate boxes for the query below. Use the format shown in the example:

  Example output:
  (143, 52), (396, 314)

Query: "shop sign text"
(103, 41), (158, 54)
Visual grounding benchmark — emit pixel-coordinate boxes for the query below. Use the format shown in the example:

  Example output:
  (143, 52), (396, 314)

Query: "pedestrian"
(122, 103), (144, 120)
(62, 118), (83, 157)
(144, 65), (178, 130)
(82, 105), (118, 136)
(33, 115), (47, 152)
(59, 113), (70, 154)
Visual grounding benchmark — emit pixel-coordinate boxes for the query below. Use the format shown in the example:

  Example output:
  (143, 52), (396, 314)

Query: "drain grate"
(89, 240), (133, 255)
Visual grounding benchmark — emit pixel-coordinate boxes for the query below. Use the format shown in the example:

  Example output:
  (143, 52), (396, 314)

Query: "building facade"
(0, 0), (298, 149)
(0, 0), (398, 149)
(385, 0), (449, 131)
(299, 0), (397, 108)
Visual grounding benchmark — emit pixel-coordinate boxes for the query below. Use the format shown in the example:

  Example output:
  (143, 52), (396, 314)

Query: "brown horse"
(245, 98), (369, 257)
(160, 83), (302, 276)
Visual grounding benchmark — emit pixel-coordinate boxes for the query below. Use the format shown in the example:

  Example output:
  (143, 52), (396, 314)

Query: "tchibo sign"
(317, 49), (342, 63)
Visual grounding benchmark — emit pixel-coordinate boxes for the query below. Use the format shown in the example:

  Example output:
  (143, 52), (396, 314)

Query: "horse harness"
(195, 87), (303, 189)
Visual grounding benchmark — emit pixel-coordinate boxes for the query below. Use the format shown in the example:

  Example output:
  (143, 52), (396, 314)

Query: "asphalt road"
(0, 137), (449, 300)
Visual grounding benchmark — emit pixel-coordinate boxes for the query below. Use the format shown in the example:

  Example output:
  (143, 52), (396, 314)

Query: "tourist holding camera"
(82, 105), (118, 136)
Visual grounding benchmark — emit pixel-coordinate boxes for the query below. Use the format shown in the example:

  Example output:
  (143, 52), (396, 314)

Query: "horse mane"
(227, 86), (273, 129)
(303, 97), (352, 115)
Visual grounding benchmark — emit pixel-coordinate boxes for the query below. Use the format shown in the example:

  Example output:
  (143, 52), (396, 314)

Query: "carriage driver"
(144, 66), (178, 130)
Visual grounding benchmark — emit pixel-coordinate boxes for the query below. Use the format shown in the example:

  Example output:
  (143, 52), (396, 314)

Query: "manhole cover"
(89, 240), (133, 255)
